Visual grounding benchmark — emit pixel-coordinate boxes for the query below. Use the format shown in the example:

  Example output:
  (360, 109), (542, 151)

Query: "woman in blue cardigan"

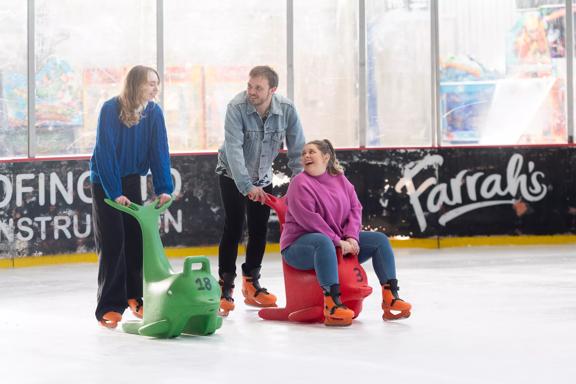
(90, 65), (173, 328)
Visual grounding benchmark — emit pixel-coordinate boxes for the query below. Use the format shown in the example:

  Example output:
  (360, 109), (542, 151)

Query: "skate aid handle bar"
(104, 197), (173, 213)
(183, 257), (211, 276)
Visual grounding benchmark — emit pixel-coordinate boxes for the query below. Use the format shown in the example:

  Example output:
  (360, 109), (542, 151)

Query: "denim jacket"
(216, 91), (305, 195)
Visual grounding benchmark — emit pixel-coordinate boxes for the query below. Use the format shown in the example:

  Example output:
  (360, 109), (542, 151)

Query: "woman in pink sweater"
(280, 139), (411, 326)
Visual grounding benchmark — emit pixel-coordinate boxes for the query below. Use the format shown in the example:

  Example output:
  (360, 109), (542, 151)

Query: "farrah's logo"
(394, 154), (547, 232)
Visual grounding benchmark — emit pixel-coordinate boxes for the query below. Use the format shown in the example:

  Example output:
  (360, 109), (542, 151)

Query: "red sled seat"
(259, 194), (372, 323)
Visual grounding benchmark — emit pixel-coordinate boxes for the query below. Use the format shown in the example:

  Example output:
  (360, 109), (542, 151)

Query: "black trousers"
(92, 174), (143, 321)
(218, 175), (272, 276)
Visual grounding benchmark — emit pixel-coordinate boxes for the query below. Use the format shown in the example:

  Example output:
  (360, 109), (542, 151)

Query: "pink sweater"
(280, 171), (362, 251)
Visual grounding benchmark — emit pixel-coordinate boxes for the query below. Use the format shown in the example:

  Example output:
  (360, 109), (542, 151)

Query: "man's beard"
(249, 96), (262, 107)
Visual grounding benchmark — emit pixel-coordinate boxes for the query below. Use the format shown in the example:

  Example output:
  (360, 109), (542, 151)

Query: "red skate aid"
(259, 194), (372, 323)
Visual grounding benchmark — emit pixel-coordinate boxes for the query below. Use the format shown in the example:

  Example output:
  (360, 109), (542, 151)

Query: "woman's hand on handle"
(339, 239), (354, 256)
(115, 195), (132, 206)
(346, 238), (360, 255)
(157, 193), (172, 207)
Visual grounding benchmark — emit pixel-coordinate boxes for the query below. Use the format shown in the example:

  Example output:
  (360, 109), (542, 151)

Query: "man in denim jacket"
(215, 66), (305, 316)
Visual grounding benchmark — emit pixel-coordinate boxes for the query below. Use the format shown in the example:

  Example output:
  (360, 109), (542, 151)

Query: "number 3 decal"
(353, 267), (363, 282)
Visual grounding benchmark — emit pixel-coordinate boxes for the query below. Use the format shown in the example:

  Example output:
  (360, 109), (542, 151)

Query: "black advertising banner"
(1, 147), (575, 260)
(339, 147), (576, 237)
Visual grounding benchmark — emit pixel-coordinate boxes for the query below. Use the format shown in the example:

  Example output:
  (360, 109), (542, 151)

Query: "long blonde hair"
(307, 139), (344, 176)
(118, 65), (159, 127)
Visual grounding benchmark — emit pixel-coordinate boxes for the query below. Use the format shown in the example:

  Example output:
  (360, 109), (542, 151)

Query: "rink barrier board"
(2, 147), (576, 261)
(2, 235), (576, 269)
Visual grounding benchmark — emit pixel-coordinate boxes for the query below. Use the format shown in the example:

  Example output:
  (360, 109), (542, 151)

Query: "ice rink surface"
(1, 244), (575, 384)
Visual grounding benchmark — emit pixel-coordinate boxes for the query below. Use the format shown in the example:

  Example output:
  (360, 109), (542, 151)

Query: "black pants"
(92, 175), (143, 321)
(218, 175), (272, 276)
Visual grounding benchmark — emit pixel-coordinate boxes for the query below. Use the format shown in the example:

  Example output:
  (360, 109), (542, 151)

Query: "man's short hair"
(249, 66), (279, 89)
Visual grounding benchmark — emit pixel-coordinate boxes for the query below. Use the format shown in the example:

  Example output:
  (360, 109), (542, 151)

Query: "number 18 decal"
(195, 277), (213, 290)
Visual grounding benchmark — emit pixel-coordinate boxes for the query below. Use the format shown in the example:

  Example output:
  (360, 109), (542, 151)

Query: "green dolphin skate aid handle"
(104, 198), (222, 338)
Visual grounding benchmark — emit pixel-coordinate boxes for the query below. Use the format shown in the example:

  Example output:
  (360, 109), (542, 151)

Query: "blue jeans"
(281, 231), (396, 289)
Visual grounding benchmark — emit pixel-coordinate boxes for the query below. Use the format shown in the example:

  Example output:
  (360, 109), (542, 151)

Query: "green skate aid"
(105, 198), (222, 338)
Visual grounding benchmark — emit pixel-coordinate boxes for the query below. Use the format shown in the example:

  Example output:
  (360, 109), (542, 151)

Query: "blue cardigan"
(90, 97), (174, 200)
